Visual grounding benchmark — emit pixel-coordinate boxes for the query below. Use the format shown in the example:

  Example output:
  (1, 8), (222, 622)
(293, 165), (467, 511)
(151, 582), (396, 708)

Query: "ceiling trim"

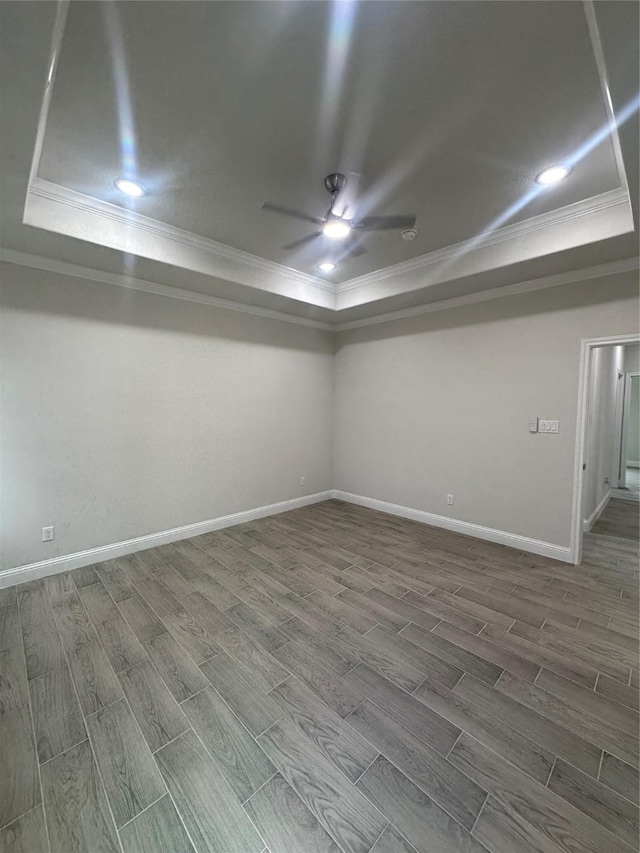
(583, 0), (629, 197)
(27, 177), (335, 294)
(0, 248), (334, 331)
(336, 187), (630, 294)
(332, 256), (640, 332)
(24, 178), (633, 314)
(3, 247), (637, 336)
(26, 0), (69, 188)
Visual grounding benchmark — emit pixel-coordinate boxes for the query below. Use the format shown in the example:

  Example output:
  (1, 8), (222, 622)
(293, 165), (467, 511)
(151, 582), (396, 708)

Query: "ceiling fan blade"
(355, 214), (417, 231)
(281, 232), (322, 251)
(261, 202), (324, 226)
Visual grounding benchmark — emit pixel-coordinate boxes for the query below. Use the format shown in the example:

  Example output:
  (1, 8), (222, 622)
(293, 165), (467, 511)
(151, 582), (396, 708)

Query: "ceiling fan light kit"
(322, 218), (351, 239)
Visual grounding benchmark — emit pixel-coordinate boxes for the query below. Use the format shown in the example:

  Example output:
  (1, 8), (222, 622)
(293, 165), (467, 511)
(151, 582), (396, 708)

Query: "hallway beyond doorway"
(592, 497), (639, 541)
(612, 467), (640, 502)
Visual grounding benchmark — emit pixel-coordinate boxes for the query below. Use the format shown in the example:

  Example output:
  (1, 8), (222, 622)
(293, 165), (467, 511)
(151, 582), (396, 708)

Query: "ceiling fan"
(261, 173), (417, 256)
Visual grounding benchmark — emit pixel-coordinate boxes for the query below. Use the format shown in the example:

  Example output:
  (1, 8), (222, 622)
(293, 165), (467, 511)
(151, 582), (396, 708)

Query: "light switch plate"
(539, 419), (559, 434)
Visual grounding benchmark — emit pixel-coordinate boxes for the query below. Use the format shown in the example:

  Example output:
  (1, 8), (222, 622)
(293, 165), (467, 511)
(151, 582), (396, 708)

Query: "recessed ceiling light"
(322, 218), (351, 239)
(318, 261), (337, 272)
(115, 178), (146, 197)
(535, 165), (571, 186)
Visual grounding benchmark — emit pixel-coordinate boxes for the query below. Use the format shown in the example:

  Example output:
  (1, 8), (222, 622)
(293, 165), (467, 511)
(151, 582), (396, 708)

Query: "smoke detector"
(402, 229), (417, 241)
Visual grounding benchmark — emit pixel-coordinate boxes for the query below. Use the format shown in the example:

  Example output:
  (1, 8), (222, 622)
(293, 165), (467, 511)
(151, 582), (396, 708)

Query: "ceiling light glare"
(115, 178), (146, 198)
(535, 165), (571, 186)
(318, 261), (337, 272)
(322, 218), (351, 239)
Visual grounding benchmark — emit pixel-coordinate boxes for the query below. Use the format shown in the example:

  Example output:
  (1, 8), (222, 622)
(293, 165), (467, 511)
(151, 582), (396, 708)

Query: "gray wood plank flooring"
(29, 662), (86, 763)
(119, 794), (195, 853)
(0, 805), (49, 853)
(181, 686), (275, 802)
(1, 500), (637, 852)
(155, 729), (264, 853)
(118, 659), (190, 753)
(41, 739), (120, 853)
(243, 773), (341, 853)
(85, 698), (167, 827)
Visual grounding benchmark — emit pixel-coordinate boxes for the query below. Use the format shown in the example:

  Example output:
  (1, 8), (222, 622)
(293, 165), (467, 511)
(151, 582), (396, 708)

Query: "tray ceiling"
(1, 0), (638, 326)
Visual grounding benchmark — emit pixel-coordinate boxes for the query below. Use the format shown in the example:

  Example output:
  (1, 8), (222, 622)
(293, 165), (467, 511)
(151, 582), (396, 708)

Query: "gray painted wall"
(2, 261), (638, 574)
(334, 272), (639, 548)
(0, 262), (334, 571)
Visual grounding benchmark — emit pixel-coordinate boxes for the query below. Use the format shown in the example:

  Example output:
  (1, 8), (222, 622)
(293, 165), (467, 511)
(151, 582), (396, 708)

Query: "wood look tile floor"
(1, 500), (638, 853)
(591, 496), (640, 541)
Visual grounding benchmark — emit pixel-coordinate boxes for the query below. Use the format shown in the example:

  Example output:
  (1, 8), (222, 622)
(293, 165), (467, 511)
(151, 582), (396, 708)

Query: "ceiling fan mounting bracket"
(324, 173), (347, 196)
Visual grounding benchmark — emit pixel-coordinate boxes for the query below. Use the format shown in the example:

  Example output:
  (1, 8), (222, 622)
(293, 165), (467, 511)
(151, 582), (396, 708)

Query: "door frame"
(571, 333), (640, 565)
(620, 372), (640, 486)
(612, 367), (626, 488)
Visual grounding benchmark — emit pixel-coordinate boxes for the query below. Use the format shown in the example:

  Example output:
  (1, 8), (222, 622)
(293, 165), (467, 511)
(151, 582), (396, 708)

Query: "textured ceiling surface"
(0, 0), (638, 325)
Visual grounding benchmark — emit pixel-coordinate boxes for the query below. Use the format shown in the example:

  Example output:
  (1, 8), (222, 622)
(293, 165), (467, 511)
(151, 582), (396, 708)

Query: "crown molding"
(25, 178), (634, 319)
(332, 256), (640, 332)
(25, 177), (335, 296)
(3, 247), (637, 335)
(0, 248), (335, 331)
(335, 187), (631, 296)
(28, 178), (333, 293)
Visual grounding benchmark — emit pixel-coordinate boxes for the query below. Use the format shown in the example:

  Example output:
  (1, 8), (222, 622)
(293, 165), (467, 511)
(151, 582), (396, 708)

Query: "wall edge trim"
(583, 488), (612, 532)
(332, 490), (573, 563)
(0, 491), (333, 589)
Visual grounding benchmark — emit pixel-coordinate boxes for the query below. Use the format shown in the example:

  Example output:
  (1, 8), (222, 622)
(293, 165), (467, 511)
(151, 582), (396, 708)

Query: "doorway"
(613, 372), (640, 500)
(571, 334), (640, 565)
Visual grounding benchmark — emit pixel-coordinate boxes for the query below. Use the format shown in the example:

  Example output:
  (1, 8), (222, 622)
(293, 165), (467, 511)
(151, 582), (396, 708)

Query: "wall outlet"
(447, 494), (454, 506)
(299, 476), (306, 487)
(42, 526), (55, 542)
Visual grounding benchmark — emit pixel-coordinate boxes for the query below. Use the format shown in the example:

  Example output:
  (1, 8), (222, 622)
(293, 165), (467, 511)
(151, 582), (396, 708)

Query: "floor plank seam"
(468, 789), (490, 836)
(239, 771), (278, 807)
(364, 820), (391, 853)
(114, 790), (168, 833)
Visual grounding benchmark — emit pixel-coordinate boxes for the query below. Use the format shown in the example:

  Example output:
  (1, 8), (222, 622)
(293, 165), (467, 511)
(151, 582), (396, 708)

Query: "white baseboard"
(0, 491), (333, 589)
(583, 489), (612, 533)
(333, 490), (573, 563)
